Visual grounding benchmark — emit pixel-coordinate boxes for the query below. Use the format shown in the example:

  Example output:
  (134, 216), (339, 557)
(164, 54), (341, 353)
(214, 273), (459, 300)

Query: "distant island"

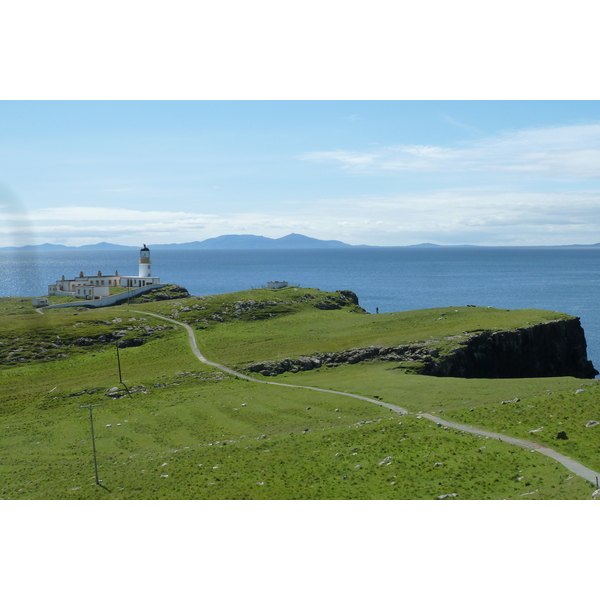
(1, 234), (355, 251)
(2, 233), (600, 251)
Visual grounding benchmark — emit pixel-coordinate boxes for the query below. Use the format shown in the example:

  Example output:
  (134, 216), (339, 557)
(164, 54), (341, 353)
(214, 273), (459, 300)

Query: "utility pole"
(116, 342), (123, 383)
(79, 403), (102, 485)
(115, 342), (133, 399)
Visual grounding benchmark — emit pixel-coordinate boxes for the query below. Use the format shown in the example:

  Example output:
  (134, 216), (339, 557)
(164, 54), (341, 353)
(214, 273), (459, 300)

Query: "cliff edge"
(248, 316), (598, 379)
(421, 317), (598, 379)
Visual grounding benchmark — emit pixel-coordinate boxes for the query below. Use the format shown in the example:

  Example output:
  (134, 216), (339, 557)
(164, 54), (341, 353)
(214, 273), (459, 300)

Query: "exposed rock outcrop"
(420, 318), (598, 379)
(246, 317), (598, 379)
(247, 343), (437, 376)
(137, 285), (190, 302)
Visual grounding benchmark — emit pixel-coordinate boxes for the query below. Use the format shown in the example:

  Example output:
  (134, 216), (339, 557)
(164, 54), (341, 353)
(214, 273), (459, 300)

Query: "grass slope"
(1, 289), (598, 500)
(131, 287), (571, 367)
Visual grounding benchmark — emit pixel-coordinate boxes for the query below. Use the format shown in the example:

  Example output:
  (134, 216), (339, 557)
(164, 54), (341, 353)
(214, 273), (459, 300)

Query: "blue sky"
(2, 100), (600, 247)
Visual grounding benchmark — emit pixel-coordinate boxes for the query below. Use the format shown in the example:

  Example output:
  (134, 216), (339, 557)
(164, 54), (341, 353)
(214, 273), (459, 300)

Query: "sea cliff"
(248, 316), (598, 379)
(420, 317), (598, 379)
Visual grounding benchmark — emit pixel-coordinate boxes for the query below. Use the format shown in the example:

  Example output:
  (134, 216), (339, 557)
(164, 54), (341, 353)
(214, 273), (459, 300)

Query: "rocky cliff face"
(247, 317), (598, 379)
(421, 318), (598, 379)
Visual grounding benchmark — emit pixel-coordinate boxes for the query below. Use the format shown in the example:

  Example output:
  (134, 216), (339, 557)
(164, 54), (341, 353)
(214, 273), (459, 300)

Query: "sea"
(2, 246), (600, 372)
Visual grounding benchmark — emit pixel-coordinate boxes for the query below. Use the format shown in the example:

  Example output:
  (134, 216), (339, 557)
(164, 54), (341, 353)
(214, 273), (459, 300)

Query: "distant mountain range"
(152, 233), (357, 250)
(2, 234), (600, 251)
(0, 234), (358, 251)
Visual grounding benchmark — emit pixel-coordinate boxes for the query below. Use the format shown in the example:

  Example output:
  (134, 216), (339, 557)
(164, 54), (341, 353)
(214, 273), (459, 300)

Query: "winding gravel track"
(419, 413), (600, 485)
(134, 310), (600, 488)
(132, 311), (407, 414)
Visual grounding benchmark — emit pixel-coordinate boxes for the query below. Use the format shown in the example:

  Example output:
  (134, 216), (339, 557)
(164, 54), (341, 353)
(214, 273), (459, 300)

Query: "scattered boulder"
(585, 420), (599, 427)
(437, 493), (458, 500)
(116, 338), (145, 348)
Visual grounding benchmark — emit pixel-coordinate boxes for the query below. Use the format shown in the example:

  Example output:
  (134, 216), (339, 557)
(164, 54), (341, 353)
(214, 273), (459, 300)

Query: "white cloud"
(3, 187), (600, 248)
(301, 150), (381, 169)
(33, 207), (212, 222)
(300, 122), (600, 179)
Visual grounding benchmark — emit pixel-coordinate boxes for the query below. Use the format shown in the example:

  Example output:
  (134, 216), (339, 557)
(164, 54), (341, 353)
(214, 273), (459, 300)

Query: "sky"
(1, 2), (599, 249)
(2, 100), (600, 247)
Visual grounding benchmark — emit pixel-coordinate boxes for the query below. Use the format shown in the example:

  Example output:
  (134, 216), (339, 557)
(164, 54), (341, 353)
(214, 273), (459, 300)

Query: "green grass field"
(1, 288), (598, 499)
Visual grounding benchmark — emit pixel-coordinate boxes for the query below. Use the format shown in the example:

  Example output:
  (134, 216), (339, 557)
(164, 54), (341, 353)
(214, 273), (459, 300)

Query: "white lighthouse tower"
(139, 244), (152, 277)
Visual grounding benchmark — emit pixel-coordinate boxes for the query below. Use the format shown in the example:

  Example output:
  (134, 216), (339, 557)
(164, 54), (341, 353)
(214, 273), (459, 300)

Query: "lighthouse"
(139, 244), (152, 277)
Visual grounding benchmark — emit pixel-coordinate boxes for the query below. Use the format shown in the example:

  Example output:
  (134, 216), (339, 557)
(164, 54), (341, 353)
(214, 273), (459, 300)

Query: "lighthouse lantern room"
(139, 244), (152, 277)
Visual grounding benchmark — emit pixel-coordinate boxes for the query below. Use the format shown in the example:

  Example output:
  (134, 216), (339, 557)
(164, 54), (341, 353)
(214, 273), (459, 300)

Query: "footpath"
(135, 310), (600, 490)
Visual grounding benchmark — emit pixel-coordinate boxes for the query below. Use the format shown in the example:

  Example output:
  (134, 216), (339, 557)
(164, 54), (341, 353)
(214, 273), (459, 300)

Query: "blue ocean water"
(2, 246), (599, 370)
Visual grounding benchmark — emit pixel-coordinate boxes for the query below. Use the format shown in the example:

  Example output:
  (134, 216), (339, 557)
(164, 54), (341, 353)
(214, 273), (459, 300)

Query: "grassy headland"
(1, 287), (598, 499)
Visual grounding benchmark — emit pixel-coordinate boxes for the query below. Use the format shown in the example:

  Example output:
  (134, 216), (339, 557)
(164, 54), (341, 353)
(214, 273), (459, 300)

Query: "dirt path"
(134, 310), (600, 488)
(132, 310), (408, 415)
(419, 413), (600, 485)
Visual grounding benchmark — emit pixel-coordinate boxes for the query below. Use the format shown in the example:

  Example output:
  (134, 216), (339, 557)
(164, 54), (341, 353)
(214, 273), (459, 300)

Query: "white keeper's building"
(48, 244), (161, 300)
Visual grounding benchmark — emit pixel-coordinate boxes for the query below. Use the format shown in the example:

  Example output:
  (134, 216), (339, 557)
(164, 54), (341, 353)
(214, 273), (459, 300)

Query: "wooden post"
(79, 403), (102, 485)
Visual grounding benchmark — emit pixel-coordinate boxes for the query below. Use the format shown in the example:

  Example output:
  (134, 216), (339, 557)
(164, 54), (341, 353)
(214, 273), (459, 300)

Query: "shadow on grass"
(120, 382), (133, 400)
